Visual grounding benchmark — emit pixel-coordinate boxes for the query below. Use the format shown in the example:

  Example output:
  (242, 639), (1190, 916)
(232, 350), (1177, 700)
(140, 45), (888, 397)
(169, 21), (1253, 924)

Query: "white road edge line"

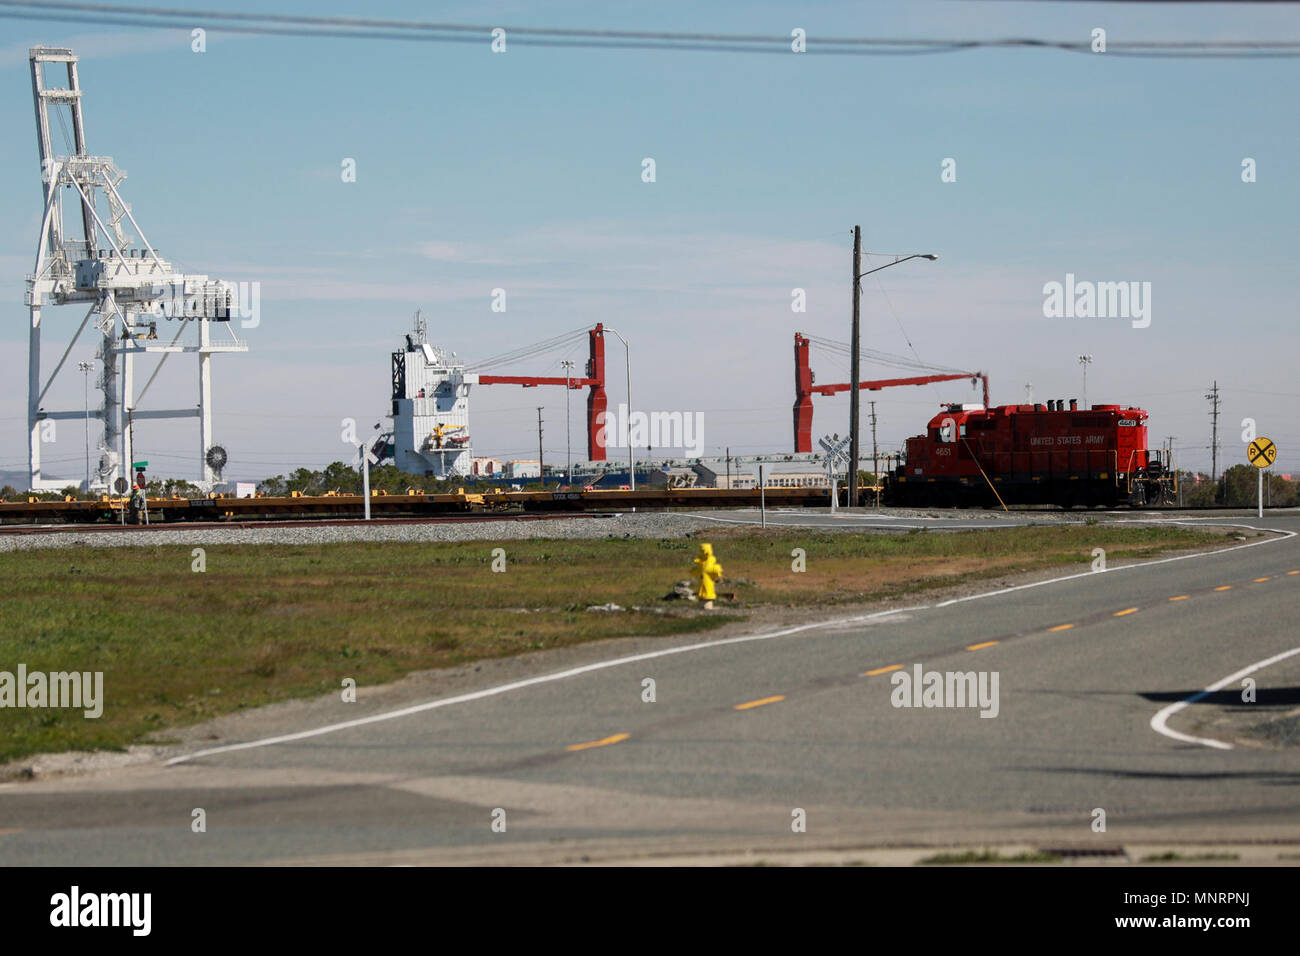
(934, 522), (1293, 608)
(1149, 646), (1300, 750)
(164, 605), (928, 765)
(166, 519), (1293, 766)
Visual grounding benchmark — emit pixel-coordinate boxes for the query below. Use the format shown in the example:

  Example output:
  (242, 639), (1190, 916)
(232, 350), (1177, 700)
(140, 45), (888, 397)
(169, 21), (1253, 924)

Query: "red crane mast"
(793, 332), (990, 453)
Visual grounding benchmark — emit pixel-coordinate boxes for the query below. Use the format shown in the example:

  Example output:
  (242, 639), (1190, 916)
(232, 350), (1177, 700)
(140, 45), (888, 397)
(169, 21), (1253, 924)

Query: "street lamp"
(600, 326), (635, 491)
(848, 225), (937, 507)
(77, 360), (95, 490)
(560, 359), (574, 485)
(1078, 354), (1093, 409)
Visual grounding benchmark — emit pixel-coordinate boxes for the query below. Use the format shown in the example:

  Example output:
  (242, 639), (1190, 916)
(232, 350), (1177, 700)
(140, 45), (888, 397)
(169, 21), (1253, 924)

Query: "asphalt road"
(3, 509), (1299, 865)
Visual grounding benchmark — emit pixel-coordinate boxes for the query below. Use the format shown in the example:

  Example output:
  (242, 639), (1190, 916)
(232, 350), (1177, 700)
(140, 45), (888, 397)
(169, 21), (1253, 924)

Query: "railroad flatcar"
(884, 399), (1176, 508)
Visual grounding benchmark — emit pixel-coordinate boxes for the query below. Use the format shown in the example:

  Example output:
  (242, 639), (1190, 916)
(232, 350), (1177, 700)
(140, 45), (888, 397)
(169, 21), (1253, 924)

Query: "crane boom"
(793, 333), (990, 453)
(813, 371), (991, 406)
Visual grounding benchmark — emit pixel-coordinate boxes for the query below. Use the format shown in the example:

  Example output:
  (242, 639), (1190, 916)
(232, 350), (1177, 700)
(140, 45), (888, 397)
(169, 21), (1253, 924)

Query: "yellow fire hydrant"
(691, 542), (724, 609)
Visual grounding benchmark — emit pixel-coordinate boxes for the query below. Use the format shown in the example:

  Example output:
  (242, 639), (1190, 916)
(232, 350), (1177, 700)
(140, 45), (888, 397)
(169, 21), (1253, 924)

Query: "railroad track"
(0, 486), (830, 526)
(0, 484), (1259, 530)
(0, 511), (613, 535)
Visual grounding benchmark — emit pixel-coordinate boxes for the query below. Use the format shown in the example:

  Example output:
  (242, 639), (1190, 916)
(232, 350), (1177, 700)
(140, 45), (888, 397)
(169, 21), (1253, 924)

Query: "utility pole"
(560, 360), (574, 485)
(725, 446), (731, 489)
(359, 442), (372, 521)
(846, 233), (936, 508)
(1205, 381), (1220, 486)
(1166, 434), (1178, 505)
(849, 225), (862, 508)
(869, 400), (880, 508)
(536, 406), (544, 488)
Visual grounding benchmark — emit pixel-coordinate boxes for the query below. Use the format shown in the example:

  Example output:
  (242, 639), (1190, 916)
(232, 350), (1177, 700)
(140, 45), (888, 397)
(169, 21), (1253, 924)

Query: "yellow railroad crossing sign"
(1247, 436), (1277, 469)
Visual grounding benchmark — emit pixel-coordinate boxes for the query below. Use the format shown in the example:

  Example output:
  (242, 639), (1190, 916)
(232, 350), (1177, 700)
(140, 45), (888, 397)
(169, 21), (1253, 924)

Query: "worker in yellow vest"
(691, 542), (723, 610)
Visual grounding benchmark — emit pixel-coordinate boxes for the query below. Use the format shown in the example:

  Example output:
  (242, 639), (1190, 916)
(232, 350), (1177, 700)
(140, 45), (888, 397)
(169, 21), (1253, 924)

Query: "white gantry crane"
(25, 47), (247, 492)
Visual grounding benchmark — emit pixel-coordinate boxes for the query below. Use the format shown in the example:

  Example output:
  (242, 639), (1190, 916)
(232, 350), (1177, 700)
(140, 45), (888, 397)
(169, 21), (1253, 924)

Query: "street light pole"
(848, 229), (938, 508)
(1078, 354), (1093, 409)
(849, 227), (862, 508)
(78, 360), (95, 490)
(560, 359), (574, 485)
(601, 326), (635, 491)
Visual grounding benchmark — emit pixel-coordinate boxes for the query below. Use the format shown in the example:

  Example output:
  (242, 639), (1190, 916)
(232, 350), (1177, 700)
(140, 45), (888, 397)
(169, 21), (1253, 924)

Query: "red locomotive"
(885, 399), (1176, 508)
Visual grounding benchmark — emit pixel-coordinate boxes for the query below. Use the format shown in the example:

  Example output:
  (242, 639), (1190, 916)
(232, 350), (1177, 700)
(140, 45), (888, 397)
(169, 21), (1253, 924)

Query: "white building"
(762, 470), (831, 488)
(505, 460), (540, 479)
(691, 463), (756, 489)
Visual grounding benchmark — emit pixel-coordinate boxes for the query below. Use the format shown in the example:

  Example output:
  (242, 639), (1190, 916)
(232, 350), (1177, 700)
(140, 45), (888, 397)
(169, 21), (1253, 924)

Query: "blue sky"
(2, 1), (1298, 482)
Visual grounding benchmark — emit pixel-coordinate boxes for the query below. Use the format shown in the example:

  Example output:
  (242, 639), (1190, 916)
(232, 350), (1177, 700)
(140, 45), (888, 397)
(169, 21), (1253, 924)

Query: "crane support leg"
(586, 324), (607, 461)
(28, 304), (42, 488)
(793, 333), (814, 453)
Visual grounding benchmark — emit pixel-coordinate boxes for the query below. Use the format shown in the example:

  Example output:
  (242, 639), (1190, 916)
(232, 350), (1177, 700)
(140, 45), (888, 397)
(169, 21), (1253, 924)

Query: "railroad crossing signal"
(1247, 436), (1277, 469)
(819, 433), (851, 513)
(819, 433), (851, 474)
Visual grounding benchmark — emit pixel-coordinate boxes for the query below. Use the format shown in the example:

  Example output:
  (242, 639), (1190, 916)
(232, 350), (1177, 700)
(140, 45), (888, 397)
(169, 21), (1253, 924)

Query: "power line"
(805, 334), (969, 376)
(2, 2), (1298, 58)
(465, 327), (588, 372)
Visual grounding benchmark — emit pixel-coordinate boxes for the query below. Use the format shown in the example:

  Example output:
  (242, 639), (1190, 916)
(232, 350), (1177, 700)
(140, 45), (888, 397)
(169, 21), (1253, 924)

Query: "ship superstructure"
(390, 312), (473, 478)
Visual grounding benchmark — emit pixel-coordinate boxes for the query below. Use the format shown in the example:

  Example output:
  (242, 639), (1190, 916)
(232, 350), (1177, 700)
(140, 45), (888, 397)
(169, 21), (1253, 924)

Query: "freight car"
(884, 399), (1176, 508)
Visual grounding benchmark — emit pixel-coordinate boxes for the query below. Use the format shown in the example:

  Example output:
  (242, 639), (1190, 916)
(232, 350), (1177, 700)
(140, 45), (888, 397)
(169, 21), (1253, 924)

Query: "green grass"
(0, 524), (1223, 763)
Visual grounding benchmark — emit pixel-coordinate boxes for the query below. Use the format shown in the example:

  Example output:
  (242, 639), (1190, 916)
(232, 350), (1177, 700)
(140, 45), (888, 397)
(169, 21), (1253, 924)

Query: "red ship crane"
(793, 332), (990, 453)
(473, 323), (609, 461)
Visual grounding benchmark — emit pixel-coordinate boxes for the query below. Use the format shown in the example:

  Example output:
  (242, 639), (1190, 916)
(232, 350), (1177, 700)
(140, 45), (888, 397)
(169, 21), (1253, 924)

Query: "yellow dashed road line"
(966, 641), (999, 651)
(1254, 577), (1271, 583)
(863, 665), (903, 677)
(1048, 623), (1075, 632)
(1289, 570), (1300, 576)
(734, 695), (785, 711)
(1113, 607), (1139, 616)
(1215, 585), (1233, 592)
(566, 733), (629, 752)
(1169, 595), (1189, 601)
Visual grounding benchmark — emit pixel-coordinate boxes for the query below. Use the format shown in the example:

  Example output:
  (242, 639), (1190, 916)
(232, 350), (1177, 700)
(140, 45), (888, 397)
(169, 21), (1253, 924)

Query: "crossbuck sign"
(819, 434), (851, 477)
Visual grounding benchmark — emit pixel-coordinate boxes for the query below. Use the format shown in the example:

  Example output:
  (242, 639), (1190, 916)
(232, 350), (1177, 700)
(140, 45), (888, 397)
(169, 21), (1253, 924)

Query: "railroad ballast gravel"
(0, 508), (1074, 552)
